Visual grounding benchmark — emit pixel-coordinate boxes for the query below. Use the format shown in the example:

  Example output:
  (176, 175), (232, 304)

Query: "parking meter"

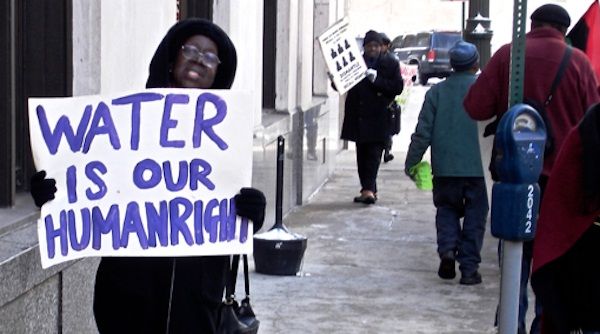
(491, 103), (546, 241)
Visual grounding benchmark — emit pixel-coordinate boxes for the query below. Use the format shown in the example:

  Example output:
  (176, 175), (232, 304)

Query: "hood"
(146, 18), (237, 89)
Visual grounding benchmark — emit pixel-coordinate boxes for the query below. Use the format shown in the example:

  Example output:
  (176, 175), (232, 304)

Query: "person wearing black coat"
(30, 19), (266, 334)
(341, 30), (404, 204)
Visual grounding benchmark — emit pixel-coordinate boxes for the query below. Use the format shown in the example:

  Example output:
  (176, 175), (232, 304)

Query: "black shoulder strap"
(225, 255), (240, 301)
(545, 46), (573, 105)
(243, 255), (250, 297)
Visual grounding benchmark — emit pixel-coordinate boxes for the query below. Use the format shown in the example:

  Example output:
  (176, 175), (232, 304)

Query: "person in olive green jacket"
(405, 41), (488, 285)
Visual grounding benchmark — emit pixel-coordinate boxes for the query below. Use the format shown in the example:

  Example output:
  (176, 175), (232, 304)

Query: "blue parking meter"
(491, 104), (546, 241)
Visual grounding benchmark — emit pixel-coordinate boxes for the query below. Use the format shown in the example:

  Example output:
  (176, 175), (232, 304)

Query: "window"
(262, 0), (277, 110)
(177, 0), (212, 20)
(432, 32), (461, 48)
(0, 0), (72, 207)
(401, 35), (416, 48)
(415, 33), (431, 47)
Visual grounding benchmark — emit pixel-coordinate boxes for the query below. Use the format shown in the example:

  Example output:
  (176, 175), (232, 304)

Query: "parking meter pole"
(508, 0), (527, 107)
(498, 241), (523, 334)
(496, 1), (529, 333)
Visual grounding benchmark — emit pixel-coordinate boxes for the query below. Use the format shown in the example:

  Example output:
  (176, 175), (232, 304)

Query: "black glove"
(483, 118), (499, 137)
(30, 170), (57, 208)
(234, 187), (266, 233)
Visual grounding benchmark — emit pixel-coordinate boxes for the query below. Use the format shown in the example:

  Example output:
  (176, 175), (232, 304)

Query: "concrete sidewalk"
(246, 85), (508, 334)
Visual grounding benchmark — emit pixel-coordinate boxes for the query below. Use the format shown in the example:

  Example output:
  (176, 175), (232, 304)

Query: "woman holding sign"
(31, 19), (266, 333)
(339, 30), (404, 204)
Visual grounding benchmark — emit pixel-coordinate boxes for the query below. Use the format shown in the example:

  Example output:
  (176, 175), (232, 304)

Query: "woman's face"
(172, 35), (219, 88)
(364, 41), (382, 59)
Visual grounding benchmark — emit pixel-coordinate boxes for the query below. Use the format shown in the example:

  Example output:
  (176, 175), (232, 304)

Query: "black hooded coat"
(93, 19), (237, 334)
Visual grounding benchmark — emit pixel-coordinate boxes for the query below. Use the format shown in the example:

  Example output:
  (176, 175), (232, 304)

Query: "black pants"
(532, 223), (600, 332)
(517, 175), (548, 334)
(355, 142), (386, 193)
(432, 177), (488, 275)
(94, 256), (228, 333)
(384, 136), (393, 154)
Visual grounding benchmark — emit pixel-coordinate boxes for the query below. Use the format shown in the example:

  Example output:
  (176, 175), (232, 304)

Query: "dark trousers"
(432, 177), (489, 275)
(516, 240), (542, 334)
(355, 142), (386, 193)
(94, 256), (227, 333)
(518, 175), (548, 334)
(384, 137), (393, 155)
(532, 224), (600, 333)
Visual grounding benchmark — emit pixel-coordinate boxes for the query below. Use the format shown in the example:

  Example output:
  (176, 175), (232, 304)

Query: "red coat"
(464, 27), (600, 177)
(532, 127), (600, 272)
(531, 104), (600, 333)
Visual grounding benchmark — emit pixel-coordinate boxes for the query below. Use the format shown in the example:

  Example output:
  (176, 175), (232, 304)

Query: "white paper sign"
(318, 17), (367, 94)
(28, 89), (254, 268)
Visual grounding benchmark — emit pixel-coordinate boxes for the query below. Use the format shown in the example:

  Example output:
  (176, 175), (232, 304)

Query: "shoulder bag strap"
(225, 255), (241, 302)
(545, 46), (573, 106)
(243, 255), (250, 297)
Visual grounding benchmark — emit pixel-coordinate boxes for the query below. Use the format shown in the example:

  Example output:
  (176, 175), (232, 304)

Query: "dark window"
(178, 0), (212, 20)
(415, 33), (431, 47)
(432, 32), (461, 48)
(401, 35), (416, 48)
(391, 35), (404, 50)
(0, 1), (14, 204)
(0, 0), (72, 207)
(262, 1), (277, 110)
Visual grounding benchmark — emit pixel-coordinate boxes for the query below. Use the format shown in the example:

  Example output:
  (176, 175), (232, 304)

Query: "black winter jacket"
(94, 18), (237, 334)
(341, 53), (403, 143)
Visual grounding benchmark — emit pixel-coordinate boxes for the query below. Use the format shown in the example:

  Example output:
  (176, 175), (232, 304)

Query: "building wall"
(72, 0), (101, 96)
(214, 0), (264, 128)
(100, 0), (177, 94)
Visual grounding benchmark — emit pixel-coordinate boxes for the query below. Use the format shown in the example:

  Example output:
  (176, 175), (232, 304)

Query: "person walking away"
(339, 30), (403, 204)
(463, 4), (600, 333)
(405, 41), (488, 285)
(30, 18), (267, 334)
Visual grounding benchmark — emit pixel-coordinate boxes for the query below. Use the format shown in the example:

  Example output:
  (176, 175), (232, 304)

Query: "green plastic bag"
(409, 161), (433, 190)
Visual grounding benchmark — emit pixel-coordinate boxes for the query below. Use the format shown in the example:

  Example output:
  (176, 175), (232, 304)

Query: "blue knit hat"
(449, 41), (479, 71)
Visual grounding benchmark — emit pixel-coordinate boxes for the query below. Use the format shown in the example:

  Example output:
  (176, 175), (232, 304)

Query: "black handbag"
(388, 100), (401, 135)
(217, 255), (260, 334)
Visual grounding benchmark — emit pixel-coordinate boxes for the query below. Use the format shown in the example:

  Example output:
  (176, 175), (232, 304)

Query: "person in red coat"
(464, 4), (600, 333)
(531, 102), (600, 333)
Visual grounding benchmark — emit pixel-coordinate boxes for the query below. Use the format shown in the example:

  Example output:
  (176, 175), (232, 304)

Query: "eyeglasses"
(181, 45), (221, 69)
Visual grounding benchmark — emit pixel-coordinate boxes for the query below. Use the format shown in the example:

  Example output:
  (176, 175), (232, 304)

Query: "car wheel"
(418, 73), (429, 86)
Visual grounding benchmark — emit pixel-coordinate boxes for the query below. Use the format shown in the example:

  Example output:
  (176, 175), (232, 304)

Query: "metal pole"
(498, 241), (523, 334)
(498, 1), (528, 333)
(508, 0), (527, 107)
(462, 2), (466, 37)
(274, 135), (285, 229)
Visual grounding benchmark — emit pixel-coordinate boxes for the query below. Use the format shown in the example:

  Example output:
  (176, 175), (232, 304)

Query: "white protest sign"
(318, 17), (367, 95)
(29, 89), (254, 268)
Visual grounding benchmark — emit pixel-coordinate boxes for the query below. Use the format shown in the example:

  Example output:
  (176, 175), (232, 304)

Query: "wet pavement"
(247, 83), (530, 334)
